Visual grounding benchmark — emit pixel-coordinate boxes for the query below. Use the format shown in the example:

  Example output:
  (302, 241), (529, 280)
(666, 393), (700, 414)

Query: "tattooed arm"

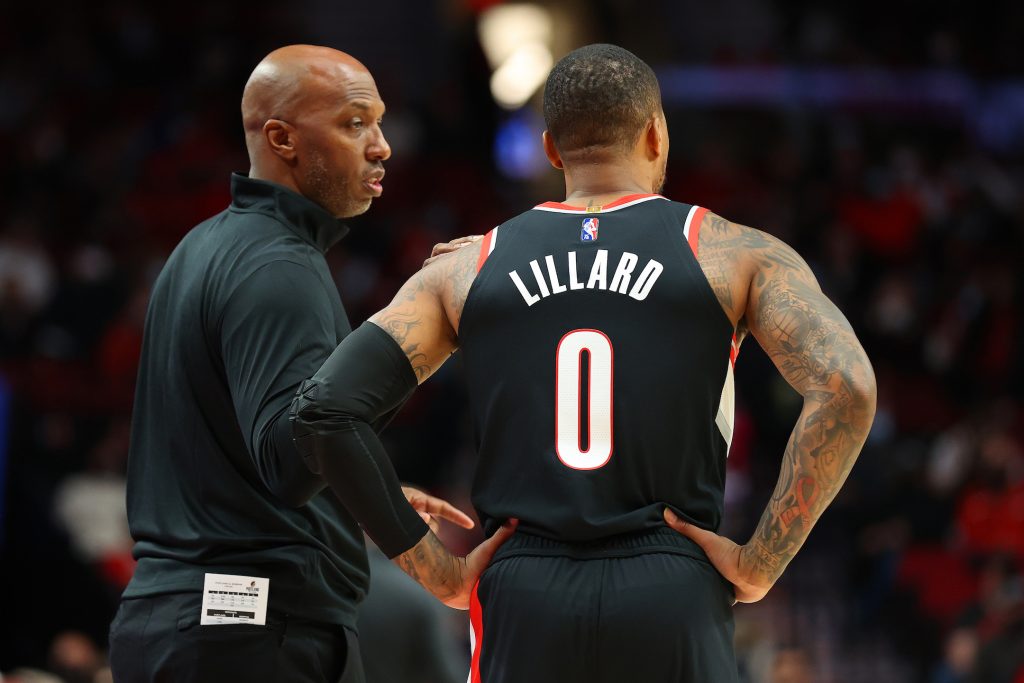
(369, 234), (481, 383)
(290, 241), (513, 608)
(371, 241), (517, 604)
(665, 213), (876, 603)
(396, 519), (517, 609)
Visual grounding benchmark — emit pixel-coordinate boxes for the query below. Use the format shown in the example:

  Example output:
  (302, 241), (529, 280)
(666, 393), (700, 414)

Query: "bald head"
(240, 45), (391, 218)
(242, 45), (369, 141)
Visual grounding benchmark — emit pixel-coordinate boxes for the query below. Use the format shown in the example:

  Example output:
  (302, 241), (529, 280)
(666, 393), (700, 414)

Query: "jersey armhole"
(682, 205), (707, 257)
(460, 225), (501, 343)
(683, 205), (740, 367)
(476, 226), (499, 272)
(669, 203), (737, 366)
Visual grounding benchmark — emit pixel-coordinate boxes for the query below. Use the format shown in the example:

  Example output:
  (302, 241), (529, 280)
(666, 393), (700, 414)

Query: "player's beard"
(654, 162), (667, 195)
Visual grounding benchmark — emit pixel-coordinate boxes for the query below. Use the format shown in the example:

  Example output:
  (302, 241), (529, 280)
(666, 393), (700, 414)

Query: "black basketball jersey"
(459, 194), (737, 542)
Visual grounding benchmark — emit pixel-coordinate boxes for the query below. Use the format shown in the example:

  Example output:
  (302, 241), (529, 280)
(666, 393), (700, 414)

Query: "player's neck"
(560, 165), (657, 208)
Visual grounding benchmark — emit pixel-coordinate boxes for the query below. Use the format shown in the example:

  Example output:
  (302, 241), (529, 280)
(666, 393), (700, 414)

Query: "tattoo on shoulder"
(371, 266), (445, 381)
(370, 241), (481, 381)
(441, 239), (481, 336)
(695, 212), (774, 325)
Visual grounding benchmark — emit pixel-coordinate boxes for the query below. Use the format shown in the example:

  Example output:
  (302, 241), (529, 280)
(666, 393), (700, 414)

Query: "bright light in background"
(478, 4), (552, 69)
(478, 3), (553, 110)
(490, 44), (554, 110)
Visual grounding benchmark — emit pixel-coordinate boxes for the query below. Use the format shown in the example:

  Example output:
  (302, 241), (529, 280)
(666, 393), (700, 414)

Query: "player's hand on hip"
(401, 485), (475, 535)
(453, 518), (518, 607)
(394, 518), (517, 610)
(422, 234), (483, 268)
(663, 508), (771, 603)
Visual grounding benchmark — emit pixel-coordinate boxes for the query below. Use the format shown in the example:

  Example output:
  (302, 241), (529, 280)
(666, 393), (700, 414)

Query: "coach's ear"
(542, 131), (564, 170)
(265, 119), (298, 163)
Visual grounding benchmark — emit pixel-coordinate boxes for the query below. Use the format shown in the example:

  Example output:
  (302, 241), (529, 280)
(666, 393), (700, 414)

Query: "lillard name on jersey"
(508, 249), (664, 306)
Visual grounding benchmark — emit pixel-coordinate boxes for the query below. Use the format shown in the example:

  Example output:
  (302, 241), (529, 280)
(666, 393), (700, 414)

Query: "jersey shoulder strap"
(474, 206), (539, 273)
(475, 225), (499, 273)
(680, 204), (708, 257)
(667, 199), (739, 368)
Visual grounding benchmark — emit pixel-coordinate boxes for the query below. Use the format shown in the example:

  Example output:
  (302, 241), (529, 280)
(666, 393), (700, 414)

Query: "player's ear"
(542, 131), (564, 170)
(644, 115), (664, 161)
(265, 119), (298, 163)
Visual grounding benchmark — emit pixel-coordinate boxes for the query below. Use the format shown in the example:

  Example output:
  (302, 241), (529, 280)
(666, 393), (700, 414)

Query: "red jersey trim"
(476, 227), (498, 273)
(533, 194), (666, 213)
(683, 206), (708, 258)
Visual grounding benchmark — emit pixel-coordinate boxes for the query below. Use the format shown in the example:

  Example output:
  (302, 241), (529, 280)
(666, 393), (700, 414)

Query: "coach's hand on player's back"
(394, 518), (518, 609)
(663, 508), (772, 603)
(422, 234), (483, 268)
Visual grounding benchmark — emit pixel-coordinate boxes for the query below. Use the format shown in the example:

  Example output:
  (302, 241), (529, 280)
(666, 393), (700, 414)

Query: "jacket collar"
(229, 173), (350, 252)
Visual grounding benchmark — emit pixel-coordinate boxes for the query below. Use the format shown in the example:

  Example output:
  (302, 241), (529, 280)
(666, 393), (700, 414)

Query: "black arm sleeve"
(220, 260), (337, 507)
(290, 322), (430, 558)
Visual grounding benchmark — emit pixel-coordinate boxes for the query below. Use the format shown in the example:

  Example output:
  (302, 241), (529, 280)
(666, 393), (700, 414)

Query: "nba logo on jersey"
(581, 217), (599, 241)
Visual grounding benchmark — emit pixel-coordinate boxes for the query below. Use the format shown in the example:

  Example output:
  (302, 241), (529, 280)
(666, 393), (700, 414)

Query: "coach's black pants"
(469, 528), (739, 683)
(109, 593), (364, 683)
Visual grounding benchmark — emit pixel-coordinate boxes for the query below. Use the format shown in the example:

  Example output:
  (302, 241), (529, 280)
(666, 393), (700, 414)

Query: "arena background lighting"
(477, 3), (554, 110)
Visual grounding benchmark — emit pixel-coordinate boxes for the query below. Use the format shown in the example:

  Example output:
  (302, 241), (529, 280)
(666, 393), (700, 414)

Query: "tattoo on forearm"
(394, 531), (464, 600)
(699, 213), (875, 588)
(751, 256), (873, 583)
(744, 540), (783, 575)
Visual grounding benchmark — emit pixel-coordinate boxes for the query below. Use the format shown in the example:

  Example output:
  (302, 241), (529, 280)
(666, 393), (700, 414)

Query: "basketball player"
(291, 44), (877, 682)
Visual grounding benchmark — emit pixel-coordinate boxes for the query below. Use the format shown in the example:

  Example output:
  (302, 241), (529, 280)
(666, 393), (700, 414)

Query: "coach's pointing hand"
(663, 508), (772, 603)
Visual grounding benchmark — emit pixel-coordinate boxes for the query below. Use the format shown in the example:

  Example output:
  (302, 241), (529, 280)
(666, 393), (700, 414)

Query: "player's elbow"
(290, 381), (366, 472)
(291, 377), (373, 427)
(256, 413), (327, 507)
(844, 361), (877, 425)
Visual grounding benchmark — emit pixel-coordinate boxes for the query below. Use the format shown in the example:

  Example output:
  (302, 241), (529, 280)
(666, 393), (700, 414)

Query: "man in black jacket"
(108, 45), (506, 683)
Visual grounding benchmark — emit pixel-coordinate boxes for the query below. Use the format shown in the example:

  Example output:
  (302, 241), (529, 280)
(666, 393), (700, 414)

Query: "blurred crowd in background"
(2, 1), (1023, 682)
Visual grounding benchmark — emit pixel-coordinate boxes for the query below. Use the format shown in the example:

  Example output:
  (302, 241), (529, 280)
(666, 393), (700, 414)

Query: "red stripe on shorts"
(470, 579), (484, 683)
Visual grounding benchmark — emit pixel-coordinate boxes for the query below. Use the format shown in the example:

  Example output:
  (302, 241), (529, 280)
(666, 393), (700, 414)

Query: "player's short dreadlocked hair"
(543, 44), (661, 156)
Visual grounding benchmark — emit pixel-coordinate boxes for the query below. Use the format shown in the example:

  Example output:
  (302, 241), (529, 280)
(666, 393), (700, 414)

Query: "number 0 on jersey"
(555, 329), (614, 470)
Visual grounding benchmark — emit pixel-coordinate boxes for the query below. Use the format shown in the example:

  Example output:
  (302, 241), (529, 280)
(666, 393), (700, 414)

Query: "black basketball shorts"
(468, 527), (738, 683)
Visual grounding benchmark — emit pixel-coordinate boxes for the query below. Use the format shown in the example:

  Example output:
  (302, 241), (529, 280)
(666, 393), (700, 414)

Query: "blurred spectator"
(47, 631), (103, 683)
(0, 226), (56, 357)
(52, 418), (133, 590)
(770, 645), (816, 683)
(956, 430), (1024, 561)
(931, 628), (977, 683)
